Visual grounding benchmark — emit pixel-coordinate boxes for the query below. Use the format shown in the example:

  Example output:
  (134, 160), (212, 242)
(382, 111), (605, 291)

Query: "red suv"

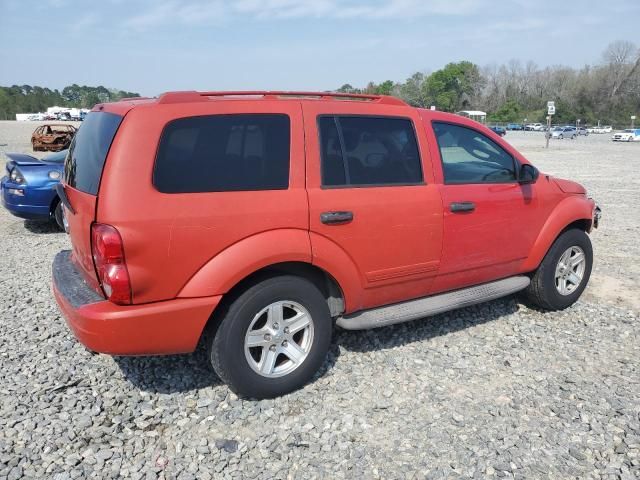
(53, 91), (601, 398)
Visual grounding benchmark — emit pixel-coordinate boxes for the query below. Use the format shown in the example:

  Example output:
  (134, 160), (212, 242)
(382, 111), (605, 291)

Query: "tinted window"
(319, 116), (423, 187)
(154, 114), (290, 193)
(64, 112), (122, 194)
(433, 122), (516, 184)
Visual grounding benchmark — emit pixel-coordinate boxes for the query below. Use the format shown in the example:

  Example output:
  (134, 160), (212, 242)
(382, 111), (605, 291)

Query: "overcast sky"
(1, 0), (639, 96)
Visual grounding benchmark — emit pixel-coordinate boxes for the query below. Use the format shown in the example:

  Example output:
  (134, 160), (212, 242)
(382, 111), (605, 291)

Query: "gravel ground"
(0, 122), (638, 479)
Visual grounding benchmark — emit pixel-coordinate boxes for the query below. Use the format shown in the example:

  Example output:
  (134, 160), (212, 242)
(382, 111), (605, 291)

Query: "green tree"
(375, 80), (395, 96)
(0, 84), (141, 119)
(488, 99), (522, 122)
(424, 61), (483, 112)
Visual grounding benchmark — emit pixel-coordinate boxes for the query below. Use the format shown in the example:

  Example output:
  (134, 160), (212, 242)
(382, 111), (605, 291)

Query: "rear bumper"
(52, 250), (221, 355)
(1, 178), (53, 221)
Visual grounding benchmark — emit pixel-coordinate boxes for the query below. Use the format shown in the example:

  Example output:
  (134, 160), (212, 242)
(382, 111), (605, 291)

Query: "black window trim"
(431, 120), (521, 186)
(152, 113), (292, 194)
(317, 114), (426, 190)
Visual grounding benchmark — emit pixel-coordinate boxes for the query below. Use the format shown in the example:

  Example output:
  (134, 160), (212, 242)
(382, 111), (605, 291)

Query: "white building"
(456, 110), (487, 124)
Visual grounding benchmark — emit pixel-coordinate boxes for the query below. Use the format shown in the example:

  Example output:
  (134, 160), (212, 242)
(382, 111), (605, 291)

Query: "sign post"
(632, 115), (636, 129)
(546, 101), (555, 148)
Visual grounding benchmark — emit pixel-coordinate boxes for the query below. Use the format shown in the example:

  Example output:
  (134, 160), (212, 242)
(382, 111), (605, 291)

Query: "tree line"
(336, 41), (640, 127)
(0, 84), (140, 120)
(2, 41), (638, 126)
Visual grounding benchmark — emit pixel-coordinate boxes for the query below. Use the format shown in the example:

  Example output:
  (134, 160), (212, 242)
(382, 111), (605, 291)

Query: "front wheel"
(209, 276), (332, 398)
(524, 229), (593, 310)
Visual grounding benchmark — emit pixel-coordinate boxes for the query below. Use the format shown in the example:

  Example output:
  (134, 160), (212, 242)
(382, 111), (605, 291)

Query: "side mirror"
(518, 164), (539, 184)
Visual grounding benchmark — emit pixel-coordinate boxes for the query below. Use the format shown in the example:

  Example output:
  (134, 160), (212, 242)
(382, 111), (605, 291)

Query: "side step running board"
(336, 276), (530, 330)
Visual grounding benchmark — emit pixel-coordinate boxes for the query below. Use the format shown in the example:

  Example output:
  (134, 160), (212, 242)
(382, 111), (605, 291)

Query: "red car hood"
(552, 177), (586, 195)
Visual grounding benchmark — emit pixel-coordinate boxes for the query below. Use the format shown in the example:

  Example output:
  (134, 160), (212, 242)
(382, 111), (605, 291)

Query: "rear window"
(64, 112), (122, 195)
(153, 114), (290, 193)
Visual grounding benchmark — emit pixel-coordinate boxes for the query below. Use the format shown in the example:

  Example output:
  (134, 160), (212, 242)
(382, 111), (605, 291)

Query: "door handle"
(450, 202), (475, 213)
(320, 211), (354, 225)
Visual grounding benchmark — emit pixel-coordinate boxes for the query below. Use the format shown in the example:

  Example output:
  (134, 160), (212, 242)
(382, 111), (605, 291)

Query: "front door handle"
(320, 211), (354, 225)
(450, 202), (475, 213)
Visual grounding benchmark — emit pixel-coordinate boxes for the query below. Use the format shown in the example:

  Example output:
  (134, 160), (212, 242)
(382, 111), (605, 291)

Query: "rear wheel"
(209, 275), (332, 398)
(53, 201), (65, 231)
(525, 229), (593, 310)
(559, 134), (563, 139)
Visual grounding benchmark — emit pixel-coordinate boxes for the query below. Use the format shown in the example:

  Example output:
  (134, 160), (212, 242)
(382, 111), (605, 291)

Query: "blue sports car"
(1, 149), (67, 230)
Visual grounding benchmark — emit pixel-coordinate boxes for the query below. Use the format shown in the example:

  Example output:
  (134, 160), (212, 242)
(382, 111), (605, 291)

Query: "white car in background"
(589, 126), (612, 134)
(525, 123), (544, 131)
(612, 129), (640, 142)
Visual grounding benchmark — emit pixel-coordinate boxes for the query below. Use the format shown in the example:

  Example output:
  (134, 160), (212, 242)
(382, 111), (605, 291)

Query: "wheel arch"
(198, 261), (346, 347)
(521, 196), (595, 272)
(176, 229), (352, 343)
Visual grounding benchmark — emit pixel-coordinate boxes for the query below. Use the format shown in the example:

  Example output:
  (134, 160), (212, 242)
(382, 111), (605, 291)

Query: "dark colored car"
(1, 149), (67, 229)
(489, 126), (506, 136)
(31, 124), (76, 152)
(507, 123), (523, 131)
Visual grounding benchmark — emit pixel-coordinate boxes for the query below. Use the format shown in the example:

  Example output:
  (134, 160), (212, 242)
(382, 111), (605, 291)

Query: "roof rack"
(157, 90), (407, 106)
(119, 96), (154, 102)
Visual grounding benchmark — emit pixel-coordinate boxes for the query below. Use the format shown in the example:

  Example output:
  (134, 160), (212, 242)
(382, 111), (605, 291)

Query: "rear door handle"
(320, 211), (354, 225)
(450, 202), (475, 213)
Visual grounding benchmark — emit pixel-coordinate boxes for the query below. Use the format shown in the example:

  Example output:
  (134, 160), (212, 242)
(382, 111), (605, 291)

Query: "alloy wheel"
(244, 301), (314, 378)
(555, 246), (586, 296)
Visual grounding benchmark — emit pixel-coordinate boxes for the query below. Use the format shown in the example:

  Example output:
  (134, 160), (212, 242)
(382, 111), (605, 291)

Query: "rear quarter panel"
(97, 100), (309, 303)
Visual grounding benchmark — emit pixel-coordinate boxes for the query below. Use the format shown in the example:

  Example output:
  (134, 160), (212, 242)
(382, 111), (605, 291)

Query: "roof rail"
(119, 96), (154, 102)
(157, 90), (407, 106)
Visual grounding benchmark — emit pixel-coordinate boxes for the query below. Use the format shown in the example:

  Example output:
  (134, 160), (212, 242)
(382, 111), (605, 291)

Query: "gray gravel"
(1, 122), (639, 479)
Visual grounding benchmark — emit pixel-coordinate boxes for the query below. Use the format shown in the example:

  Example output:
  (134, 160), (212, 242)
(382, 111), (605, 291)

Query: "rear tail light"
(91, 223), (132, 305)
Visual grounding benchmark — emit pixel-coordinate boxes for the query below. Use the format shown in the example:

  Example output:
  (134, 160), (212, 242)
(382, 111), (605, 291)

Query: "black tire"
(53, 201), (65, 231)
(525, 229), (593, 310)
(209, 275), (332, 398)
(559, 134), (563, 139)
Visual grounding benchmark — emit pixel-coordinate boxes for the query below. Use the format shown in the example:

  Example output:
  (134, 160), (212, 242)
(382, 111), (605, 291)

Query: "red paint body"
(54, 92), (597, 355)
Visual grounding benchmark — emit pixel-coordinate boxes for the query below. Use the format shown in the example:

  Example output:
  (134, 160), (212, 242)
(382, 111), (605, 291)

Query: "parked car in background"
(31, 124), (76, 152)
(1, 149), (67, 229)
(577, 127), (589, 136)
(601, 126), (613, 133)
(507, 123), (523, 130)
(612, 129), (640, 142)
(52, 91), (600, 399)
(489, 125), (507, 136)
(550, 126), (577, 139)
(525, 123), (543, 131)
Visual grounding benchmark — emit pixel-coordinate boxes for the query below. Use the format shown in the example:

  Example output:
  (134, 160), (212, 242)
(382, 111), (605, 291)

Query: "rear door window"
(153, 114), (290, 193)
(64, 112), (123, 195)
(318, 116), (423, 187)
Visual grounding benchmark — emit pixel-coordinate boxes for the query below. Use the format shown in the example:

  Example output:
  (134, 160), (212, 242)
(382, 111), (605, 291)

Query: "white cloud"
(120, 0), (490, 30)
